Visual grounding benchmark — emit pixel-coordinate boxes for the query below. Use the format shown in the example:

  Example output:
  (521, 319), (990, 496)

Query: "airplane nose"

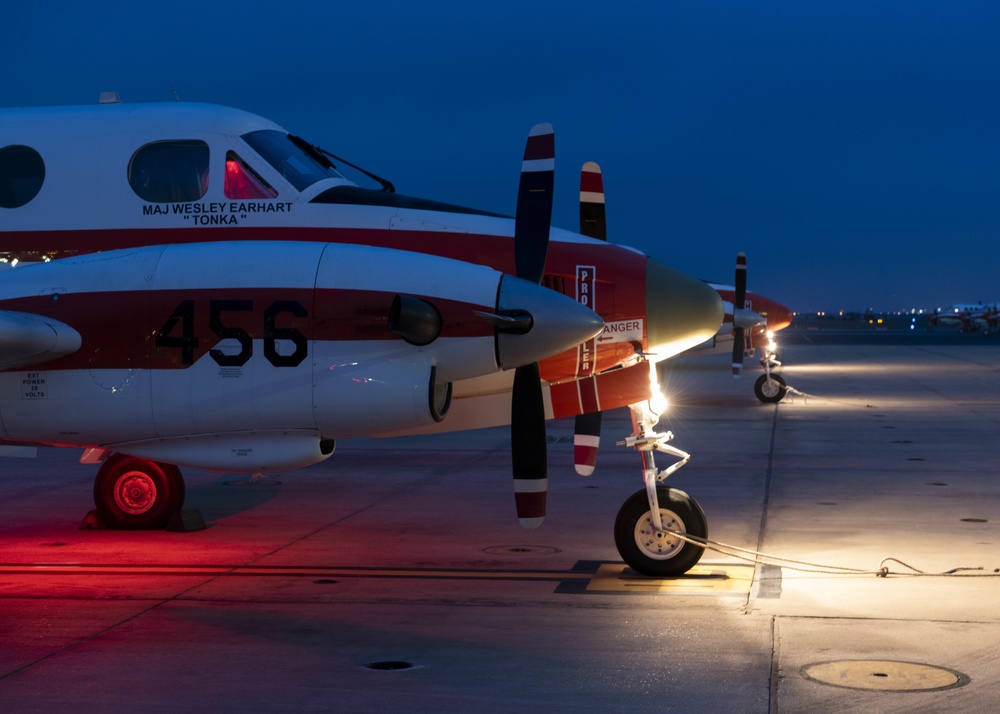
(769, 303), (794, 331)
(645, 258), (724, 360)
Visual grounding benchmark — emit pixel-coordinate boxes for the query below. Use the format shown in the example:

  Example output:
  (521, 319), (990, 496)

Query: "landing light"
(649, 391), (669, 418)
(646, 367), (669, 420)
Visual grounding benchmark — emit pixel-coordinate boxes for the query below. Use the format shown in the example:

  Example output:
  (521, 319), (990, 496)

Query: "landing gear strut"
(93, 454), (185, 529)
(614, 397), (707, 576)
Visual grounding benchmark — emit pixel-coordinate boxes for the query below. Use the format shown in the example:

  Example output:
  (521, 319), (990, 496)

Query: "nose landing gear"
(613, 398), (707, 576)
(754, 340), (787, 403)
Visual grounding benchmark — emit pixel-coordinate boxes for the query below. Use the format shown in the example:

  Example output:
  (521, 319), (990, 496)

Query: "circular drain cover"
(365, 661), (420, 671)
(802, 660), (968, 692)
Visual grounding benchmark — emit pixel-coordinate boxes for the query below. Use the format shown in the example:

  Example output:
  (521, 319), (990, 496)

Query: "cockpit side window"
(128, 140), (209, 203)
(0, 145), (45, 209)
(241, 130), (344, 192)
(225, 151), (278, 199)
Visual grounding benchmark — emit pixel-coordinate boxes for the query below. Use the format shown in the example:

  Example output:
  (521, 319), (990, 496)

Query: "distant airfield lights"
(798, 308), (933, 319)
(0, 257), (49, 268)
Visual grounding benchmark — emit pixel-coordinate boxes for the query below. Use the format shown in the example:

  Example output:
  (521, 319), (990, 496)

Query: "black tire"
(754, 373), (787, 403)
(614, 487), (707, 577)
(93, 455), (185, 529)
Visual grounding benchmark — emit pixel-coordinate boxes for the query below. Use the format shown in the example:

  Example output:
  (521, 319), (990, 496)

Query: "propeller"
(510, 123), (555, 528)
(574, 161), (606, 476)
(731, 252), (748, 376)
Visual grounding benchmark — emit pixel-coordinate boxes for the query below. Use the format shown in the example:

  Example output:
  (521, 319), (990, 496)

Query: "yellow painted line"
(586, 562), (755, 594)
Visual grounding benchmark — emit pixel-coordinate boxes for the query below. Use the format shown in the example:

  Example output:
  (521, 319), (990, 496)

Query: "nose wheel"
(754, 372), (787, 403)
(614, 486), (707, 576)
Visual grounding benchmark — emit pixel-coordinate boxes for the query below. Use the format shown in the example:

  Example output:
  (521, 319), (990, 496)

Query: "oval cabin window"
(0, 145), (45, 209)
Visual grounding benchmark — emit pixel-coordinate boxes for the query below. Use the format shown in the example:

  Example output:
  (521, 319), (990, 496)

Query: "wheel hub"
(634, 509), (685, 560)
(760, 379), (781, 398)
(114, 471), (157, 514)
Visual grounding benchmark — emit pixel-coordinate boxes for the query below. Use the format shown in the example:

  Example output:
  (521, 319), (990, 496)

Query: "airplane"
(0, 99), (723, 576)
(568, 162), (794, 405)
(926, 303), (998, 334)
(701, 252), (794, 403)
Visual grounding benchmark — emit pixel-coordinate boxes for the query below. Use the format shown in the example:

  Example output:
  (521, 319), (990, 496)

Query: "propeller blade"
(514, 123), (554, 284)
(512, 362), (547, 528)
(734, 251), (747, 311)
(732, 252), (748, 377)
(573, 412), (602, 476)
(573, 161), (606, 473)
(509, 123), (555, 528)
(731, 326), (745, 377)
(579, 161), (606, 241)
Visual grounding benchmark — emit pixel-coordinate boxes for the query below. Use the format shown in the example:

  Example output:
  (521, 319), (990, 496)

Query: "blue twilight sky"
(3, 1), (998, 312)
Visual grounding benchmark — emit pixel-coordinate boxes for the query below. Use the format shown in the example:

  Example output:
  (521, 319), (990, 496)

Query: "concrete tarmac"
(1, 334), (998, 712)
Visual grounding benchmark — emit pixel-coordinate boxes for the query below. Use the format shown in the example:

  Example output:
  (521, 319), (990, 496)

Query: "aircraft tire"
(754, 373), (787, 403)
(94, 455), (185, 529)
(614, 487), (706, 577)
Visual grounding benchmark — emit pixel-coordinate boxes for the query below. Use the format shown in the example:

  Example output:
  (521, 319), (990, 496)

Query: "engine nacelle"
(109, 430), (336, 472)
(0, 240), (602, 471)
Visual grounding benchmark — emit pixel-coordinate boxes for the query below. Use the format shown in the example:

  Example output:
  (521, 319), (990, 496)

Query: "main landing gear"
(92, 454), (185, 529)
(613, 400), (707, 576)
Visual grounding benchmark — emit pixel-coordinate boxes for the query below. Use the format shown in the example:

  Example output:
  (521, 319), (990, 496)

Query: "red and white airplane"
(702, 252), (794, 402)
(0, 99), (723, 576)
(926, 303), (998, 334)
(572, 163), (794, 404)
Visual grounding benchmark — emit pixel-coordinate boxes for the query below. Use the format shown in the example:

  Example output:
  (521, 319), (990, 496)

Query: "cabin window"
(225, 151), (278, 199)
(0, 145), (45, 209)
(128, 140), (209, 203)
(241, 130), (344, 191)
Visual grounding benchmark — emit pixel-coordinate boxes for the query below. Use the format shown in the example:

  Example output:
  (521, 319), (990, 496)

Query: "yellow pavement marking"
(586, 562), (755, 594)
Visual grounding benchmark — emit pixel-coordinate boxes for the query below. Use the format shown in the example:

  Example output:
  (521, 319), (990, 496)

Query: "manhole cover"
(802, 660), (968, 692)
(482, 545), (562, 555)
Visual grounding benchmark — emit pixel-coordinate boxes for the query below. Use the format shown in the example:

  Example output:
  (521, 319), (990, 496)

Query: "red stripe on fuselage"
(0, 287), (492, 372)
(1, 225), (650, 378)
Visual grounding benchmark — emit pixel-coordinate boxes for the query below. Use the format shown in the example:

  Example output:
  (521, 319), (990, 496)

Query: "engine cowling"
(0, 240), (603, 472)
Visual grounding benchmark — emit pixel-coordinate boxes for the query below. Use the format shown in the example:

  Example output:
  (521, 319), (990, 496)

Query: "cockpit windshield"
(241, 130), (345, 192)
